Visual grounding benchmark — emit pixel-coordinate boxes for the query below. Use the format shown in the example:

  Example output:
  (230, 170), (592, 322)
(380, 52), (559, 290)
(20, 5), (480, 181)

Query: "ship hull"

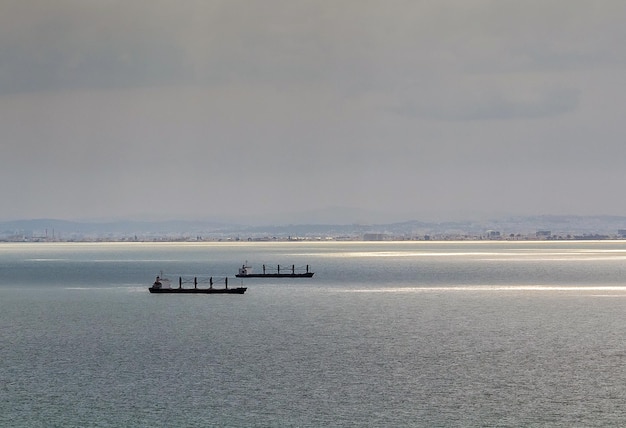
(235, 273), (314, 278)
(149, 287), (247, 294)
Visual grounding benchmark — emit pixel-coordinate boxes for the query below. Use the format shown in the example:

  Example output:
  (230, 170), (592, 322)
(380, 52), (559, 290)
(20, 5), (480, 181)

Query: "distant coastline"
(2, 216), (626, 243)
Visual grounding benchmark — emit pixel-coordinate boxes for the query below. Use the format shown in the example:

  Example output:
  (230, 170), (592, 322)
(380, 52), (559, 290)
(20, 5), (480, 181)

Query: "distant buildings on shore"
(2, 229), (626, 243)
(3, 217), (626, 242)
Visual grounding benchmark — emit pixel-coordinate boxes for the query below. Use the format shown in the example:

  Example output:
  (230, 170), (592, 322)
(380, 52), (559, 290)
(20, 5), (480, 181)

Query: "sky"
(1, 0), (626, 224)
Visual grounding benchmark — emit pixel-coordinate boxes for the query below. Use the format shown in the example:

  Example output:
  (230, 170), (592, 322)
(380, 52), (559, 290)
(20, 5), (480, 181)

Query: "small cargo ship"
(236, 264), (314, 278)
(149, 275), (247, 294)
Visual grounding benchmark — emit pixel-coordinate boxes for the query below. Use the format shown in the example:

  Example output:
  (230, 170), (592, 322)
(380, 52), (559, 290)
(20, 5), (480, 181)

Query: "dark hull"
(235, 273), (314, 278)
(149, 287), (247, 294)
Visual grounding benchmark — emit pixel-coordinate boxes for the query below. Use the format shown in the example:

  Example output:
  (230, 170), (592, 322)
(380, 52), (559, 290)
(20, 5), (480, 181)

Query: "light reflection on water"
(340, 285), (626, 293)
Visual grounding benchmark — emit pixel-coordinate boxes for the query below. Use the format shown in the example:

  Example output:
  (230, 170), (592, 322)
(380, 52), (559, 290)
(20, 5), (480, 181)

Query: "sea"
(2, 240), (626, 427)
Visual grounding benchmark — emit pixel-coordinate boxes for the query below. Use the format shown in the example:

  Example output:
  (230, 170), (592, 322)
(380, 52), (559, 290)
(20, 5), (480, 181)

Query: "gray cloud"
(4, 1), (623, 95)
(394, 80), (580, 121)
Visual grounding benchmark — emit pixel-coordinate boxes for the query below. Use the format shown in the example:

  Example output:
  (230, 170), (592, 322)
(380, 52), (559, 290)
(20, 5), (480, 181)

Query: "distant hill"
(0, 219), (238, 237)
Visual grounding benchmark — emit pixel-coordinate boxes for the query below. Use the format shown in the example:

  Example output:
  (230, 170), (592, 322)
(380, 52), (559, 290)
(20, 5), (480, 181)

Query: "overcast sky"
(1, 1), (625, 224)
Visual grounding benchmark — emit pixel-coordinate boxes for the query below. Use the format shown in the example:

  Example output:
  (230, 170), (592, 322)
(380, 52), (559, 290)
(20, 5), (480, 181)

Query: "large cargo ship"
(148, 275), (247, 294)
(235, 264), (314, 278)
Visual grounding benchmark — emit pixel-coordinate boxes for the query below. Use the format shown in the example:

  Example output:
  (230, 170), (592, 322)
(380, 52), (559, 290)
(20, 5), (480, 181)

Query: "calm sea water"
(2, 241), (626, 427)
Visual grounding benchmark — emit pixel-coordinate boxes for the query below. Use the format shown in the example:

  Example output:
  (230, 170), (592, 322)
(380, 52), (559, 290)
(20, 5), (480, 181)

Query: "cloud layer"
(1, 1), (626, 222)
